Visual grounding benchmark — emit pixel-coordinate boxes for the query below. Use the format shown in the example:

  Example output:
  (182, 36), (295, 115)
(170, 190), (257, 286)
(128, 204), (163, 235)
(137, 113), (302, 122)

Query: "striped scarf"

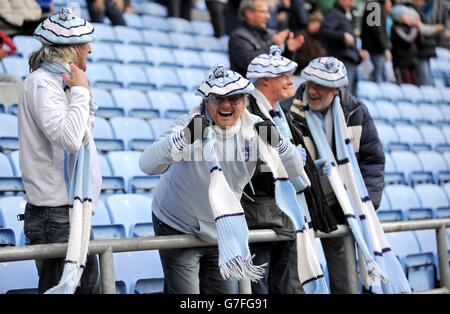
(305, 95), (411, 293)
(40, 62), (97, 294)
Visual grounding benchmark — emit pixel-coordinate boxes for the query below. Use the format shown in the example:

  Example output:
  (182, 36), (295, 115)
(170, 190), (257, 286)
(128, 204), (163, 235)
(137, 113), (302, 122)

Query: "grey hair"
(28, 45), (81, 72)
(238, 0), (269, 21)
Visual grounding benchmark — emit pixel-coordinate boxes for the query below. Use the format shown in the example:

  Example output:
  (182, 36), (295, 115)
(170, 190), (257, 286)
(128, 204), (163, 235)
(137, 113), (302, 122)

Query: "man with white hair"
(18, 8), (102, 294)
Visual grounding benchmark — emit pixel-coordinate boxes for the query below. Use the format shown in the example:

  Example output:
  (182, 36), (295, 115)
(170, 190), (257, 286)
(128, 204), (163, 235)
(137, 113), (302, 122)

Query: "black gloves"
(183, 115), (210, 144)
(254, 120), (281, 148)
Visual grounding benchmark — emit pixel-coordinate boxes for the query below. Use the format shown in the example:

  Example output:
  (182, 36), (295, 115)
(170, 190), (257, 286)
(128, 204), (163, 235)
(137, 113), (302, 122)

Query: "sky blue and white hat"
(34, 7), (96, 45)
(300, 57), (348, 88)
(196, 64), (255, 99)
(246, 45), (298, 81)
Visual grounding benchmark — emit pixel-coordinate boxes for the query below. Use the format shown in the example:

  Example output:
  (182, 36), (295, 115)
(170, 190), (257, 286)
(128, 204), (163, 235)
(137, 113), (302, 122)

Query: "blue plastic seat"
(0, 113), (19, 151)
(419, 85), (444, 104)
(394, 123), (424, 147)
(194, 35), (227, 53)
(137, 1), (167, 17)
(416, 151), (448, 183)
(109, 117), (155, 151)
(391, 150), (434, 185)
(105, 193), (153, 237)
(397, 102), (423, 124)
(400, 84), (424, 103)
(111, 88), (158, 120)
(357, 80), (381, 101)
(91, 200), (126, 239)
(111, 64), (153, 90)
(134, 277), (164, 294)
(374, 121), (400, 151)
(417, 104), (445, 124)
(414, 184), (450, 218)
(362, 100), (380, 120)
(2, 56), (29, 80)
(88, 42), (119, 64)
(148, 118), (176, 138)
(172, 49), (207, 69)
(147, 90), (187, 119)
(378, 82), (405, 102)
(384, 184), (422, 218)
(143, 46), (179, 68)
(439, 105), (450, 123)
(169, 33), (200, 51)
(92, 116), (124, 152)
(0, 152), (23, 195)
(376, 192), (404, 221)
(384, 152), (397, 173)
(145, 67), (185, 92)
(12, 35), (41, 58)
(8, 150), (20, 176)
(141, 15), (171, 32)
(190, 20), (214, 37)
(374, 100), (402, 122)
(85, 63), (122, 89)
(91, 23), (118, 43)
(114, 25), (144, 45)
(142, 30), (174, 49)
(181, 92), (203, 110)
(123, 12), (144, 29)
(167, 17), (194, 34)
(410, 229), (438, 291)
(113, 44), (148, 65)
(200, 51), (230, 69)
(0, 260), (39, 293)
(91, 87), (124, 119)
(438, 87), (450, 104)
(176, 68), (207, 91)
(418, 125), (447, 150)
(0, 196), (27, 246)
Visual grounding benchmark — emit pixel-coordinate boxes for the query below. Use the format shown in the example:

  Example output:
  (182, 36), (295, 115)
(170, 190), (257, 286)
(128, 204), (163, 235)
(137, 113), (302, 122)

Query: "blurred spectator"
(361, 0), (392, 83)
(293, 10), (326, 74)
(165, 0), (194, 20)
(0, 0), (43, 36)
(229, 0), (304, 76)
(390, 4), (423, 85)
(0, 30), (22, 85)
(225, 0), (243, 34)
(318, 0), (369, 96)
(85, 0), (127, 25)
(205, 0), (227, 37)
(288, 0), (308, 32)
(405, 0), (446, 86)
(36, 0), (54, 14)
(424, 0), (449, 49)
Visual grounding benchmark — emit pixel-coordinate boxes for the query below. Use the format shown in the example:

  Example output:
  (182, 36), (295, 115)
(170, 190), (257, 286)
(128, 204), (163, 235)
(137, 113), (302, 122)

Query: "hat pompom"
(269, 45), (282, 58)
(212, 64), (227, 79)
(58, 7), (74, 21)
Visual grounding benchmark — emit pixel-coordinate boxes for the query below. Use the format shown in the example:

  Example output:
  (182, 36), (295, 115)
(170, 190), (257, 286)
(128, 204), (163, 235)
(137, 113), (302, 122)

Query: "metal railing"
(1, 218), (449, 294)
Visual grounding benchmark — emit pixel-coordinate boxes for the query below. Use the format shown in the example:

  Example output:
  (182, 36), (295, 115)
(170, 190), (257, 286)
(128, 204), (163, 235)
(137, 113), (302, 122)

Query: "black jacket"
(361, 0), (391, 55)
(282, 84), (385, 213)
(241, 95), (338, 235)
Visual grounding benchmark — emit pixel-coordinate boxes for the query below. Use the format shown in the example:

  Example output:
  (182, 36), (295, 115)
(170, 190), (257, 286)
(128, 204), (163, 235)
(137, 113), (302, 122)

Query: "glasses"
(209, 94), (245, 105)
(252, 9), (270, 14)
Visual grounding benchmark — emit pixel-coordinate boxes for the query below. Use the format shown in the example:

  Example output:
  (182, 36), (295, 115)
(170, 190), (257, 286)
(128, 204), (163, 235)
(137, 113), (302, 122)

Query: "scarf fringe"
(220, 255), (267, 282)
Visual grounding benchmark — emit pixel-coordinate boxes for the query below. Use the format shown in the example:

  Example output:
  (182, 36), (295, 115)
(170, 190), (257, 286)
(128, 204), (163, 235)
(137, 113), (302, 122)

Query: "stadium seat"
(91, 23), (118, 43)
(374, 121), (400, 151)
(142, 30), (175, 49)
(414, 184), (450, 218)
(384, 152), (397, 173)
(418, 124), (447, 150)
(12, 35), (41, 58)
(143, 46), (179, 68)
(98, 153), (126, 198)
(91, 200), (126, 239)
(176, 68), (207, 91)
(391, 150), (435, 185)
(85, 63), (122, 89)
(200, 51), (230, 69)
(114, 25), (144, 45)
(88, 42), (120, 64)
(438, 87), (450, 104)
(0, 196), (26, 246)
(397, 102), (423, 124)
(419, 85), (444, 104)
(0, 227), (15, 246)
(137, 1), (167, 17)
(194, 35), (227, 53)
(147, 90), (187, 119)
(8, 150), (20, 176)
(0, 152), (23, 195)
(376, 191), (404, 221)
(394, 123), (424, 148)
(92, 116), (125, 152)
(168, 33), (200, 51)
(109, 117), (155, 151)
(145, 67), (185, 92)
(172, 49), (208, 70)
(0, 113), (19, 151)
(111, 88), (158, 120)
(400, 84), (424, 103)
(378, 82), (404, 102)
(416, 151), (449, 184)
(134, 277), (164, 294)
(123, 12), (144, 29)
(113, 44), (148, 65)
(357, 80), (382, 101)
(411, 230), (438, 291)
(167, 17), (194, 34)
(141, 15), (171, 32)
(105, 193), (153, 237)
(181, 92), (203, 110)
(190, 20), (215, 37)
(91, 87), (124, 119)
(148, 118), (176, 138)
(384, 184), (422, 218)
(111, 64), (154, 90)
(2, 56), (29, 80)
(362, 100), (380, 120)
(0, 260), (38, 293)
(418, 104), (445, 125)
(374, 100), (402, 122)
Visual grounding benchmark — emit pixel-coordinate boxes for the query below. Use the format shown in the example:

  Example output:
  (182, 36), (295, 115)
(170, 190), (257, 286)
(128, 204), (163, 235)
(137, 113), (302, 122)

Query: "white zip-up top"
(18, 66), (91, 207)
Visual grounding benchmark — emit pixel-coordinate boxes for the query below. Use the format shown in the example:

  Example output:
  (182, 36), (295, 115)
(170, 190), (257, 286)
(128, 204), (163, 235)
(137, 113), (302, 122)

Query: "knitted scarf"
(305, 95), (411, 293)
(40, 62), (97, 294)
(252, 92), (328, 293)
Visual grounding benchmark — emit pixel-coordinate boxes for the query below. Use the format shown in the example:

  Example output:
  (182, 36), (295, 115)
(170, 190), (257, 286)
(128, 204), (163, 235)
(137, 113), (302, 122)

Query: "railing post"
(436, 225), (450, 292)
(342, 232), (360, 294)
(99, 246), (116, 294)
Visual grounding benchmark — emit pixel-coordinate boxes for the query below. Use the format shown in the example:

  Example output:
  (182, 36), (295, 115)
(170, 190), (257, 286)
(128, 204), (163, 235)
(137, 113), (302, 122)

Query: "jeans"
(343, 61), (358, 96)
(87, 0), (126, 26)
(249, 241), (293, 294)
(152, 213), (237, 294)
(23, 203), (102, 294)
(370, 54), (386, 83)
(416, 59), (433, 86)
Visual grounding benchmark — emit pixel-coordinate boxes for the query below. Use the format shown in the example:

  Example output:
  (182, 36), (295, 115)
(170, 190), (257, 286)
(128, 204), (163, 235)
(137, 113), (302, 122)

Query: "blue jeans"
(370, 54), (386, 83)
(417, 59), (433, 86)
(343, 61), (358, 96)
(152, 213), (237, 294)
(23, 203), (101, 294)
(249, 241), (293, 294)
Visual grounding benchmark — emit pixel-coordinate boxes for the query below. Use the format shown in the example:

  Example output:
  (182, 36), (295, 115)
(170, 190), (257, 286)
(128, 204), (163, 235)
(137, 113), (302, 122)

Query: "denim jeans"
(23, 203), (102, 294)
(152, 213), (237, 294)
(417, 59), (433, 86)
(343, 61), (358, 96)
(370, 54), (386, 83)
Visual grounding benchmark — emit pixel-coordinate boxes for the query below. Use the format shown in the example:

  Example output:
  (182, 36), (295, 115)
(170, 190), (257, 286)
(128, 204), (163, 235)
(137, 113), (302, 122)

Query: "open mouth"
(219, 111), (233, 117)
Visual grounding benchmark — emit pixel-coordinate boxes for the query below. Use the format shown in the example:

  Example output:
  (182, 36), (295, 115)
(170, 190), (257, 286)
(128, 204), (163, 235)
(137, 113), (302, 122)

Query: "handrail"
(1, 218), (449, 294)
